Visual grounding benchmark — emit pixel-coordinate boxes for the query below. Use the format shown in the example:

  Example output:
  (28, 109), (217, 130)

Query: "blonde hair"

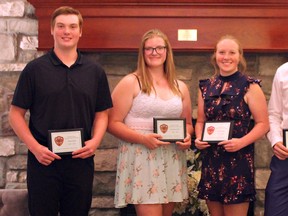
(136, 29), (180, 95)
(51, 6), (83, 30)
(211, 35), (247, 75)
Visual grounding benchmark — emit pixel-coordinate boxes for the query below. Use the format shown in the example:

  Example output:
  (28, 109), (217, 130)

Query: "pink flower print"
(163, 161), (168, 169)
(237, 183), (242, 194)
(134, 180), (143, 189)
(215, 82), (221, 90)
(230, 157), (237, 169)
(153, 168), (159, 177)
(163, 195), (169, 203)
(125, 192), (132, 203)
(137, 197), (143, 204)
(204, 182), (211, 189)
(178, 165), (186, 176)
(219, 164), (225, 181)
(172, 153), (179, 162)
(245, 153), (253, 169)
(230, 176), (238, 185)
(239, 176), (246, 184)
(236, 176), (246, 194)
(134, 147), (142, 156)
(120, 145), (129, 153)
(147, 152), (157, 161)
(172, 181), (182, 194)
(124, 177), (132, 186)
(118, 160), (126, 173)
(147, 183), (158, 197)
(134, 164), (142, 176)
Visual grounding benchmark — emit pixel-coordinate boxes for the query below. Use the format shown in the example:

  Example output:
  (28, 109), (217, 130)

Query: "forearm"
(186, 123), (193, 137)
(108, 121), (144, 144)
(9, 107), (41, 153)
(90, 110), (109, 148)
(195, 122), (204, 139)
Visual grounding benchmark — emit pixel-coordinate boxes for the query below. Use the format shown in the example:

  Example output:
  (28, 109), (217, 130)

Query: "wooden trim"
(28, 1), (288, 52)
(28, 0), (288, 5)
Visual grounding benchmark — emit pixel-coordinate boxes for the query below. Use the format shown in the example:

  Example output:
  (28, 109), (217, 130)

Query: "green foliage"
(174, 149), (210, 216)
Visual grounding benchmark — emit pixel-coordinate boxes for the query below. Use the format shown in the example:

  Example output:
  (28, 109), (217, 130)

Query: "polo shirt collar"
(49, 48), (83, 66)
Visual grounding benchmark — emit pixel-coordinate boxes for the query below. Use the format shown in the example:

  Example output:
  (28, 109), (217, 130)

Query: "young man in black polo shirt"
(9, 6), (112, 216)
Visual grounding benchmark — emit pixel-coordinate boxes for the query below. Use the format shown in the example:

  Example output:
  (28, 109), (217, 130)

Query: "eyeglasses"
(144, 46), (166, 55)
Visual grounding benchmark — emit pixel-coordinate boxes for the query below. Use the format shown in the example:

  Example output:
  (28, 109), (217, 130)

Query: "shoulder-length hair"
(136, 29), (180, 95)
(211, 35), (247, 76)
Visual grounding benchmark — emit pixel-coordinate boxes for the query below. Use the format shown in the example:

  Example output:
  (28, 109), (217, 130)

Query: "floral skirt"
(114, 136), (188, 208)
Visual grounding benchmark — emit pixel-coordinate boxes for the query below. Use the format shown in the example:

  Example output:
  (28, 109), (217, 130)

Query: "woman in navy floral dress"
(195, 35), (269, 216)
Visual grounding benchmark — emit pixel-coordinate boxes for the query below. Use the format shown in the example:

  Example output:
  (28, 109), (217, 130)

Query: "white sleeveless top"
(124, 91), (183, 131)
(114, 91), (188, 208)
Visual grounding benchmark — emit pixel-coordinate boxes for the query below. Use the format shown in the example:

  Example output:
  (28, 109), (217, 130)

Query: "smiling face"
(51, 14), (82, 51)
(143, 36), (167, 69)
(215, 38), (240, 76)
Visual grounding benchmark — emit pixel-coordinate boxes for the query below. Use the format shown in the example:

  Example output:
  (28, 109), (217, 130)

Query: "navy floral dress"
(197, 71), (260, 204)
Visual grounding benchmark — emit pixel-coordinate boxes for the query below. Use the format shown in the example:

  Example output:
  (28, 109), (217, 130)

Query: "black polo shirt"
(12, 49), (113, 146)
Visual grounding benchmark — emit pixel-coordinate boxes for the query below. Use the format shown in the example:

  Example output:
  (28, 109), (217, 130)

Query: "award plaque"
(48, 128), (84, 155)
(201, 121), (234, 143)
(283, 129), (288, 147)
(153, 118), (186, 142)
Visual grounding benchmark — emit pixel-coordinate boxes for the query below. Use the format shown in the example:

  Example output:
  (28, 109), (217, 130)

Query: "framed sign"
(201, 121), (234, 143)
(48, 128), (84, 155)
(153, 118), (186, 142)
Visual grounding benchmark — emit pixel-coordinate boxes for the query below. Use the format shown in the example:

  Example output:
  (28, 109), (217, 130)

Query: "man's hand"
(33, 145), (61, 166)
(72, 139), (97, 159)
(273, 142), (288, 160)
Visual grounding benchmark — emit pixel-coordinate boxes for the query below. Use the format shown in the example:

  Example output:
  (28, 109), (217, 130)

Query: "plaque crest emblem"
(207, 126), (215, 135)
(160, 124), (168, 133)
(54, 136), (64, 146)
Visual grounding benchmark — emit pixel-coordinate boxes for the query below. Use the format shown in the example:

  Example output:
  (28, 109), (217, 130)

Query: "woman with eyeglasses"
(108, 29), (193, 216)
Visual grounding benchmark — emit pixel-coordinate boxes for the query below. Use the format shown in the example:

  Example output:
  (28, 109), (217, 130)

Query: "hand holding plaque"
(48, 128), (84, 155)
(201, 121), (234, 143)
(153, 118), (186, 142)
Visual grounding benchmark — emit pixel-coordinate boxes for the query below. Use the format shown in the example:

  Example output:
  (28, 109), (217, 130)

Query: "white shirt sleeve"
(267, 62), (288, 147)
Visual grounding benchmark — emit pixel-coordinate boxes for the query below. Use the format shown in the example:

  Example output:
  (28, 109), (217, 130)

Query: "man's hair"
(51, 6), (83, 29)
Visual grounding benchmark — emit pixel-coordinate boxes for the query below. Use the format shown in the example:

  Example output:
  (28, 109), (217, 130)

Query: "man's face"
(51, 14), (82, 50)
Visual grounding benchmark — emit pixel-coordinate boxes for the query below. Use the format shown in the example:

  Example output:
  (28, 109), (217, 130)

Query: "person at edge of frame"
(8, 6), (113, 216)
(265, 61), (288, 216)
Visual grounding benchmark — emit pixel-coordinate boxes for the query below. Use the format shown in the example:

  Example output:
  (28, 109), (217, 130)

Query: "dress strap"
(175, 80), (179, 87)
(133, 74), (142, 90)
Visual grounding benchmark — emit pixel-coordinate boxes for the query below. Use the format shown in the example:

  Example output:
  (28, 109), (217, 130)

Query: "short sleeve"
(95, 68), (113, 112)
(247, 76), (262, 87)
(11, 63), (34, 109)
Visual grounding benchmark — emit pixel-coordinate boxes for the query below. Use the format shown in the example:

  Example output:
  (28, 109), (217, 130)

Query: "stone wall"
(0, 0), (287, 215)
